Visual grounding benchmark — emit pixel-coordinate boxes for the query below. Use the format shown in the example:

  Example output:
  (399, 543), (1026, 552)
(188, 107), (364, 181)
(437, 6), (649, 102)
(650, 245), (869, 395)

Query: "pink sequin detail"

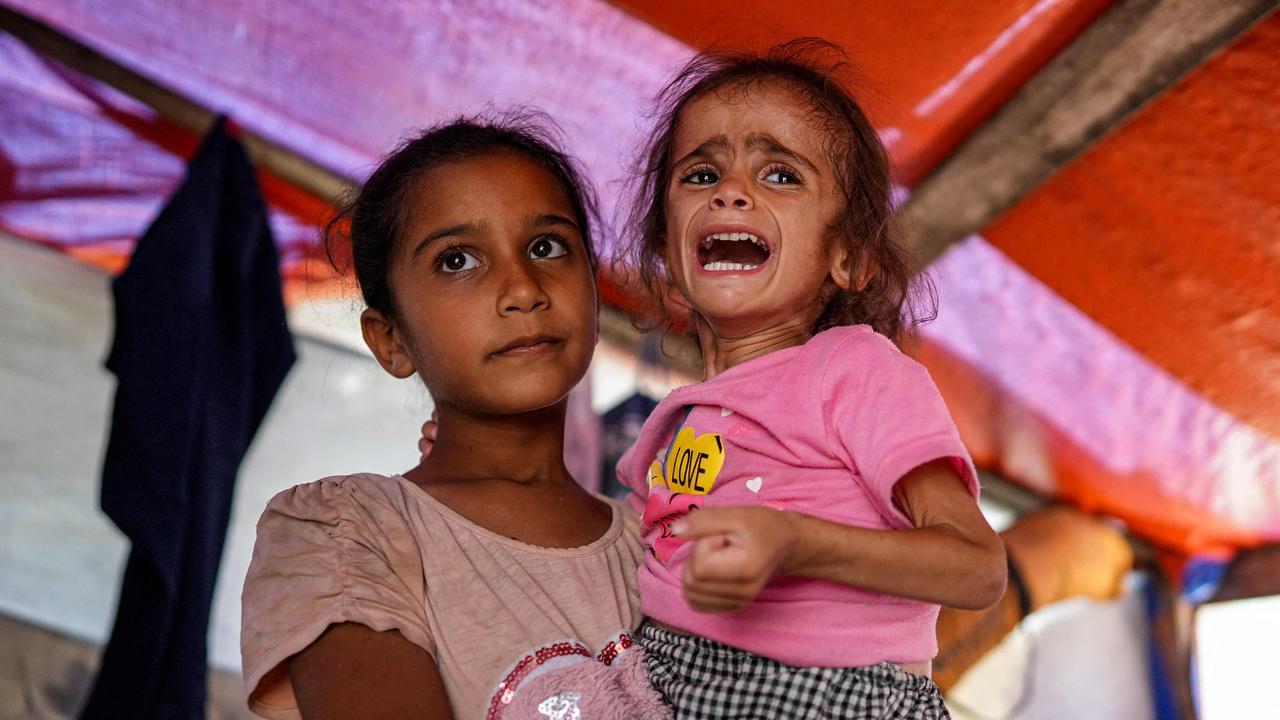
(487, 641), (592, 720)
(595, 632), (634, 666)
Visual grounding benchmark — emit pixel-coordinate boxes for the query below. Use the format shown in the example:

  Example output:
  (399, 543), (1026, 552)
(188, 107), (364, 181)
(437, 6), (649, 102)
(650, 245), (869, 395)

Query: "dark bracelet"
(1007, 553), (1034, 619)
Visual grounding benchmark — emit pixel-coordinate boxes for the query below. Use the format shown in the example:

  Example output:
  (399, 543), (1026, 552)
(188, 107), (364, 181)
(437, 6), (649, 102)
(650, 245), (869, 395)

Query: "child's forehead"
(672, 81), (829, 154)
(400, 152), (575, 233)
(411, 151), (568, 204)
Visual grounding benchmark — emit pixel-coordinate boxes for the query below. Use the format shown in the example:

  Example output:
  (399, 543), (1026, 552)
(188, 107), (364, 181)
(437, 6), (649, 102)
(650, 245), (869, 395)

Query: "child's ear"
(828, 239), (854, 291)
(828, 239), (875, 292)
(361, 308), (416, 379)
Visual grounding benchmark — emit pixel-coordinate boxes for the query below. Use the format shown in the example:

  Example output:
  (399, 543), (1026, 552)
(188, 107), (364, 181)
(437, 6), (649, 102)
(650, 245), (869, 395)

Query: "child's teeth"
(703, 232), (765, 245)
(702, 261), (759, 271)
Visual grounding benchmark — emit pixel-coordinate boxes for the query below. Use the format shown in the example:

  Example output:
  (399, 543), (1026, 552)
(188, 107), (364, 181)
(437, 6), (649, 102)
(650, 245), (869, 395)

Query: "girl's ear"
(828, 238), (875, 292)
(361, 308), (416, 379)
(828, 238), (854, 291)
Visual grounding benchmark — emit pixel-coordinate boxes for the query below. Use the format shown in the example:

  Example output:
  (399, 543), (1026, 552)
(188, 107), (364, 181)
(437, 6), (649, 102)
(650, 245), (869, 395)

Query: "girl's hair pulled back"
(324, 111), (600, 317)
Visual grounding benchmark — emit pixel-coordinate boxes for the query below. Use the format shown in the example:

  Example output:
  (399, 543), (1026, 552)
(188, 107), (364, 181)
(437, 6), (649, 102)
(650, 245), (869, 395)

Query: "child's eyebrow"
(413, 222), (480, 257)
(745, 133), (820, 175)
(672, 133), (820, 176)
(672, 134), (731, 167)
(529, 213), (579, 231)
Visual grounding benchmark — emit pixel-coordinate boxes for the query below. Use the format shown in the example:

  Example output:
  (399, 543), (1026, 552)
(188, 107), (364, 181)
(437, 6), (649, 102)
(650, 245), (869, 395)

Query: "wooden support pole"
(902, 0), (1279, 266)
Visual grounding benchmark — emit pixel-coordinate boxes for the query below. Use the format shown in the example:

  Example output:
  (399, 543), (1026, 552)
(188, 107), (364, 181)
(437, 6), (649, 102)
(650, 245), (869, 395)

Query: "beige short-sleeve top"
(240, 473), (646, 720)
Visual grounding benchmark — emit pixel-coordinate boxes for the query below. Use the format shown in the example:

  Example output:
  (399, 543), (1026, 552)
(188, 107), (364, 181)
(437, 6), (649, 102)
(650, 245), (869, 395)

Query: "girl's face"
(663, 81), (852, 337)
(362, 151), (598, 416)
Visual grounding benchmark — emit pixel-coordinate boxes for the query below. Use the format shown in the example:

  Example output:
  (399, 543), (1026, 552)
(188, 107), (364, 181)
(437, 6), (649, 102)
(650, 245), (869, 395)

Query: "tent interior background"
(2, 1), (1278, 718)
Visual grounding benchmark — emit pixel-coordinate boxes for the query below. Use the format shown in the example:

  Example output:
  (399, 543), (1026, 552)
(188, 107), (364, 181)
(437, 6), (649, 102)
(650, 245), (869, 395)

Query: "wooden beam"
(0, 4), (353, 204)
(902, 0), (1279, 266)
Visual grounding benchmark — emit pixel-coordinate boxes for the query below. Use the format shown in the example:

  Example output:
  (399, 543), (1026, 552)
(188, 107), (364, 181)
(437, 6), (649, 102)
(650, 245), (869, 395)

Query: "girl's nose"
(711, 172), (753, 211)
(497, 262), (551, 315)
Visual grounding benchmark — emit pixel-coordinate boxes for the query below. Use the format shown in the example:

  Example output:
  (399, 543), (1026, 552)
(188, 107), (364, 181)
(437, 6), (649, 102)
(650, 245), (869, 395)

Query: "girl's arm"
(288, 622), (454, 720)
(675, 459), (1006, 612)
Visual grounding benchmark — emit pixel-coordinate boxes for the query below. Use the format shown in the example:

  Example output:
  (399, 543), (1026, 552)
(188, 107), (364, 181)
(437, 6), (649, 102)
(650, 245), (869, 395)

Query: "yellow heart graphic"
(647, 459), (667, 489)
(664, 427), (725, 496)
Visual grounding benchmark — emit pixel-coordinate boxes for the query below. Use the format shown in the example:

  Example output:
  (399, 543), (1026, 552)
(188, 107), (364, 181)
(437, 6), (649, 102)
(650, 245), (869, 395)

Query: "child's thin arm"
(676, 459), (1006, 612)
(289, 622), (455, 720)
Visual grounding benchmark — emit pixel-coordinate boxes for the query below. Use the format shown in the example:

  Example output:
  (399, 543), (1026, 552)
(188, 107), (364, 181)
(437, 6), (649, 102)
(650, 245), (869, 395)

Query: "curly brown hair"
(616, 38), (935, 345)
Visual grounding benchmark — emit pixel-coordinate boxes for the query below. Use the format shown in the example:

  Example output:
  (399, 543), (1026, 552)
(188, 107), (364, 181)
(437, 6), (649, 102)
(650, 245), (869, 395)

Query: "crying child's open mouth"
(697, 232), (771, 272)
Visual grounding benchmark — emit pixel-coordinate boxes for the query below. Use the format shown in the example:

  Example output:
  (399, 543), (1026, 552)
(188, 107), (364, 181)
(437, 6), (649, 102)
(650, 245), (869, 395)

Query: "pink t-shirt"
(617, 325), (979, 667)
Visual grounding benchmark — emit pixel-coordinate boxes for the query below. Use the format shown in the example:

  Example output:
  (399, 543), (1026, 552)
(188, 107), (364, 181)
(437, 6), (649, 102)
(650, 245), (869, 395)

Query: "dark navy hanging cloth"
(80, 118), (296, 719)
(600, 392), (660, 499)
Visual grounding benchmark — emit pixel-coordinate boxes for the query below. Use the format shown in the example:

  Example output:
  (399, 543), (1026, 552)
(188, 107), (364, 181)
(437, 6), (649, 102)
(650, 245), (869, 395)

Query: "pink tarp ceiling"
(2, 0), (1277, 567)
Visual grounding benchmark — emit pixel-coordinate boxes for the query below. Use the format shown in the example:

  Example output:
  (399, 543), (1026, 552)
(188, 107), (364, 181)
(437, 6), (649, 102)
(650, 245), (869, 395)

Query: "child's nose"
(711, 175), (753, 210)
(497, 263), (550, 315)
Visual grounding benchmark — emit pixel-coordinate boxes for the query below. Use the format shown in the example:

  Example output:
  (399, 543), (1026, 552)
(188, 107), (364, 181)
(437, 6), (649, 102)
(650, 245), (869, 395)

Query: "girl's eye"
(529, 236), (569, 259)
(763, 166), (801, 185)
(437, 249), (480, 273)
(681, 166), (719, 185)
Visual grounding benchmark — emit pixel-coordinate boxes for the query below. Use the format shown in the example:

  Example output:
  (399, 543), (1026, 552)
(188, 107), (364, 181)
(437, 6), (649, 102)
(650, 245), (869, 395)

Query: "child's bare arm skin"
(288, 622), (454, 720)
(676, 459), (1006, 613)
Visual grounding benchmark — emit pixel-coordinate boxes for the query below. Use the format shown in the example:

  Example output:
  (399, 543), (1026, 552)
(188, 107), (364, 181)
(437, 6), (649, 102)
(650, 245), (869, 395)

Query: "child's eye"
(681, 166), (719, 185)
(437, 248), (480, 273)
(529, 236), (569, 259)
(763, 165), (801, 185)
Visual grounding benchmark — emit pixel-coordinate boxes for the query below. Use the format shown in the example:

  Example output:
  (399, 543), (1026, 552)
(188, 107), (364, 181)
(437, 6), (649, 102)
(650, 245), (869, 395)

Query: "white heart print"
(746, 477), (763, 493)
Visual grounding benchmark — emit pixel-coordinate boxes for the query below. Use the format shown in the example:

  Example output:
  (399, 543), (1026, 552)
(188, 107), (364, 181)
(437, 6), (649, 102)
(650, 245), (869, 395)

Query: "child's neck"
(404, 401), (613, 549)
(412, 403), (572, 487)
(696, 314), (814, 379)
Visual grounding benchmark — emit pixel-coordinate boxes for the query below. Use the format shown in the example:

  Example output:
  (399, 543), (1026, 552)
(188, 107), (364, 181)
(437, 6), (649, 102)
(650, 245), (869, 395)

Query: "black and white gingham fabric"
(638, 621), (950, 720)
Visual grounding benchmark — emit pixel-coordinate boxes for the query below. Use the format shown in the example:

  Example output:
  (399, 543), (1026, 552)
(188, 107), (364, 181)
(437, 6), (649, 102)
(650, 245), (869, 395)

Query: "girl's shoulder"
(809, 323), (894, 355)
(256, 472), (425, 546)
(263, 472), (408, 515)
(808, 324), (916, 379)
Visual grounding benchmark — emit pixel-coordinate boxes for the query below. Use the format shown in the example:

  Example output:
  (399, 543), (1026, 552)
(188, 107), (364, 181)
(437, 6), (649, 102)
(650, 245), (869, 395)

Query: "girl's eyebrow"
(530, 213), (579, 231)
(413, 222), (480, 257)
(412, 214), (576, 257)
(744, 133), (820, 175)
(672, 134), (731, 168)
(671, 133), (820, 176)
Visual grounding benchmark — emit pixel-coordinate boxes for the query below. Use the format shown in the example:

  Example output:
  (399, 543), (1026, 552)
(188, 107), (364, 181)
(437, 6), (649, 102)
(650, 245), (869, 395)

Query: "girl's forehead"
(672, 83), (828, 155)
(411, 152), (570, 211)
(399, 152), (576, 243)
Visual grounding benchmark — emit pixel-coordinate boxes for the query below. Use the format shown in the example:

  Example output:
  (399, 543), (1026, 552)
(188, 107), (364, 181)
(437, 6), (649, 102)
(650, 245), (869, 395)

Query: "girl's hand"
(418, 411), (438, 461)
(674, 506), (798, 613)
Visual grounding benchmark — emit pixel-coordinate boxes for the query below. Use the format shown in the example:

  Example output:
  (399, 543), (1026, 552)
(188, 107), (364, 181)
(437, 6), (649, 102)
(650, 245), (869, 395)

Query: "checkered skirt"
(638, 621), (950, 720)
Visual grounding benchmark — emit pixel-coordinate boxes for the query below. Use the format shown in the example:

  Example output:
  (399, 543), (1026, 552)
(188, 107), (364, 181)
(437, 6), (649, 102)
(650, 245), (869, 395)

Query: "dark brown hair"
(324, 111), (600, 318)
(616, 38), (934, 344)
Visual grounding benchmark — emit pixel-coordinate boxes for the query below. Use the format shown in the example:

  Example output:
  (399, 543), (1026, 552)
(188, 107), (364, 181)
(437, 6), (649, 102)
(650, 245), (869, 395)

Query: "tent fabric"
(2, 0), (689, 244)
(85, 118), (294, 718)
(1, 0), (1278, 564)
(0, 34), (321, 268)
(608, 0), (1114, 183)
(924, 237), (1277, 555)
(979, 14), (1280, 442)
